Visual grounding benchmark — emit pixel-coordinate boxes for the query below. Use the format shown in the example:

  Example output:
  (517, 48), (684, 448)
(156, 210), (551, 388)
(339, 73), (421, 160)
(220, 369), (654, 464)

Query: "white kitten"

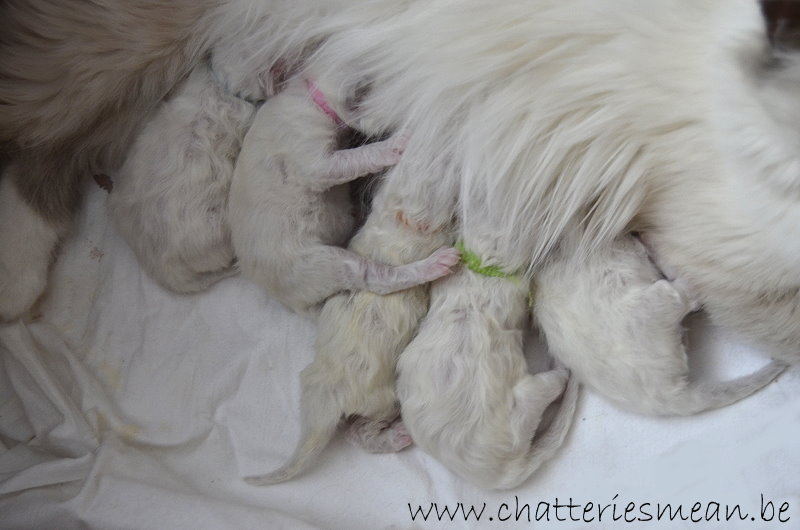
(397, 264), (578, 490)
(246, 152), (461, 485)
(227, 67), (459, 314)
(534, 235), (787, 416)
(108, 59), (258, 293)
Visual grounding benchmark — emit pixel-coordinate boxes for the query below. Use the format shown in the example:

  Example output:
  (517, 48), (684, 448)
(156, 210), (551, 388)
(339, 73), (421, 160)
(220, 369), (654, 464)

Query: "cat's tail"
(244, 379), (342, 486)
(496, 372), (581, 490)
(639, 360), (788, 416)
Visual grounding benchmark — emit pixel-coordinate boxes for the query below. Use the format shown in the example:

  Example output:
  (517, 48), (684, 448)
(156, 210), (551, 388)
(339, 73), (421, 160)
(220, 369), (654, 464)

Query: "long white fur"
(278, 0), (800, 359)
(238, 0), (799, 484)
(535, 234), (787, 416)
(227, 64), (459, 314)
(5, 0), (800, 366)
(298, 0), (707, 271)
(245, 150), (461, 485)
(397, 262), (579, 490)
(637, 45), (800, 361)
(108, 60), (256, 293)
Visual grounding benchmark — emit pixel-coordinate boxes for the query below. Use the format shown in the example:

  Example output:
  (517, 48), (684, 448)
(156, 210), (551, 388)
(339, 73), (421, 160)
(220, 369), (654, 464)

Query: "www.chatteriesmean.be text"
(408, 494), (792, 525)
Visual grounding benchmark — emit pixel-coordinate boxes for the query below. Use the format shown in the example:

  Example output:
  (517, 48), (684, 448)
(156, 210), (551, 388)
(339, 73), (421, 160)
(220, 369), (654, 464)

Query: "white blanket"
(1, 184), (798, 529)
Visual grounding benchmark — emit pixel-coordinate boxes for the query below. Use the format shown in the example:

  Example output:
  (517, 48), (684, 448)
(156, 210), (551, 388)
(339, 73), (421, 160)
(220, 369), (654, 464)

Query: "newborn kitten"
(108, 48), (269, 293)
(245, 146), (461, 485)
(227, 68), (458, 314)
(534, 234), (786, 416)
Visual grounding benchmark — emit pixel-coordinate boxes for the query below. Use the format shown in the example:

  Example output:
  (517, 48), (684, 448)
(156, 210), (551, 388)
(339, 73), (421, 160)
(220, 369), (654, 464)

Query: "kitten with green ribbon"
(396, 235), (578, 490)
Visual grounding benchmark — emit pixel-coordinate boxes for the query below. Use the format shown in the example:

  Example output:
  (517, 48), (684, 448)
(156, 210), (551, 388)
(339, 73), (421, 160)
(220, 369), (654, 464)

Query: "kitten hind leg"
(328, 245), (460, 295)
(309, 134), (408, 190)
(344, 415), (413, 453)
(511, 368), (570, 443)
(284, 245), (459, 307)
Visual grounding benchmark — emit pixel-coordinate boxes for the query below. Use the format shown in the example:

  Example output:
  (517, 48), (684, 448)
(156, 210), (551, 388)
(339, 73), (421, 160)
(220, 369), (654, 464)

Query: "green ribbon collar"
(455, 241), (518, 280)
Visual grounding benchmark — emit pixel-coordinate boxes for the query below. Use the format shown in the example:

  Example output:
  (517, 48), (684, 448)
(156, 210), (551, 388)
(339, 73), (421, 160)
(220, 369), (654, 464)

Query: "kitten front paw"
(420, 246), (461, 281)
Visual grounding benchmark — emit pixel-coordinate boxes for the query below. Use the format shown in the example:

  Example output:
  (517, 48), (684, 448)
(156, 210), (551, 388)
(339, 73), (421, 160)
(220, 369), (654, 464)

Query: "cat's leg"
(308, 134), (408, 190)
(344, 415), (413, 453)
(281, 244), (459, 308)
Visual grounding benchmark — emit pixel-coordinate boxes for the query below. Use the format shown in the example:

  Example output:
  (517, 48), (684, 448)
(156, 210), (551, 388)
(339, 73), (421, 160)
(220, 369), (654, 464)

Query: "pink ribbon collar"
(306, 79), (345, 127)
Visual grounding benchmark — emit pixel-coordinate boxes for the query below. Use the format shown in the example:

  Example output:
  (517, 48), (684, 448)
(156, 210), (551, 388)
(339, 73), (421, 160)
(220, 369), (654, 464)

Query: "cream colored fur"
(241, 0), (798, 484)
(5, 0), (800, 363)
(637, 46), (800, 361)
(0, 0), (349, 320)
(535, 234), (787, 416)
(228, 65), (458, 314)
(246, 154), (459, 484)
(108, 61), (256, 293)
(297, 0), (800, 361)
(398, 264), (578, 490)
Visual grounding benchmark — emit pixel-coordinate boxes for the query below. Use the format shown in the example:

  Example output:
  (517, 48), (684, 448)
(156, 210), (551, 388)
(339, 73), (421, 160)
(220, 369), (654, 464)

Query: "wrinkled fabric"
(1, 186), (798, 529)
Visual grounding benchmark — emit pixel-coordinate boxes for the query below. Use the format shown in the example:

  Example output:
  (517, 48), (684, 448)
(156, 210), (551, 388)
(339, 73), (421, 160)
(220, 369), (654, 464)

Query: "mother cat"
(1, 0), (799, 364)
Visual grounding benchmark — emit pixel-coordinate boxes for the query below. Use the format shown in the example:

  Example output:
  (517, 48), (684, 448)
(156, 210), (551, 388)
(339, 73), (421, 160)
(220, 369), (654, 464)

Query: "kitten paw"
(420, 247), (461, 281)
(388, 134), (409, 156)
(345, 416), (412, 453)
(388, 421), (413, 451)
